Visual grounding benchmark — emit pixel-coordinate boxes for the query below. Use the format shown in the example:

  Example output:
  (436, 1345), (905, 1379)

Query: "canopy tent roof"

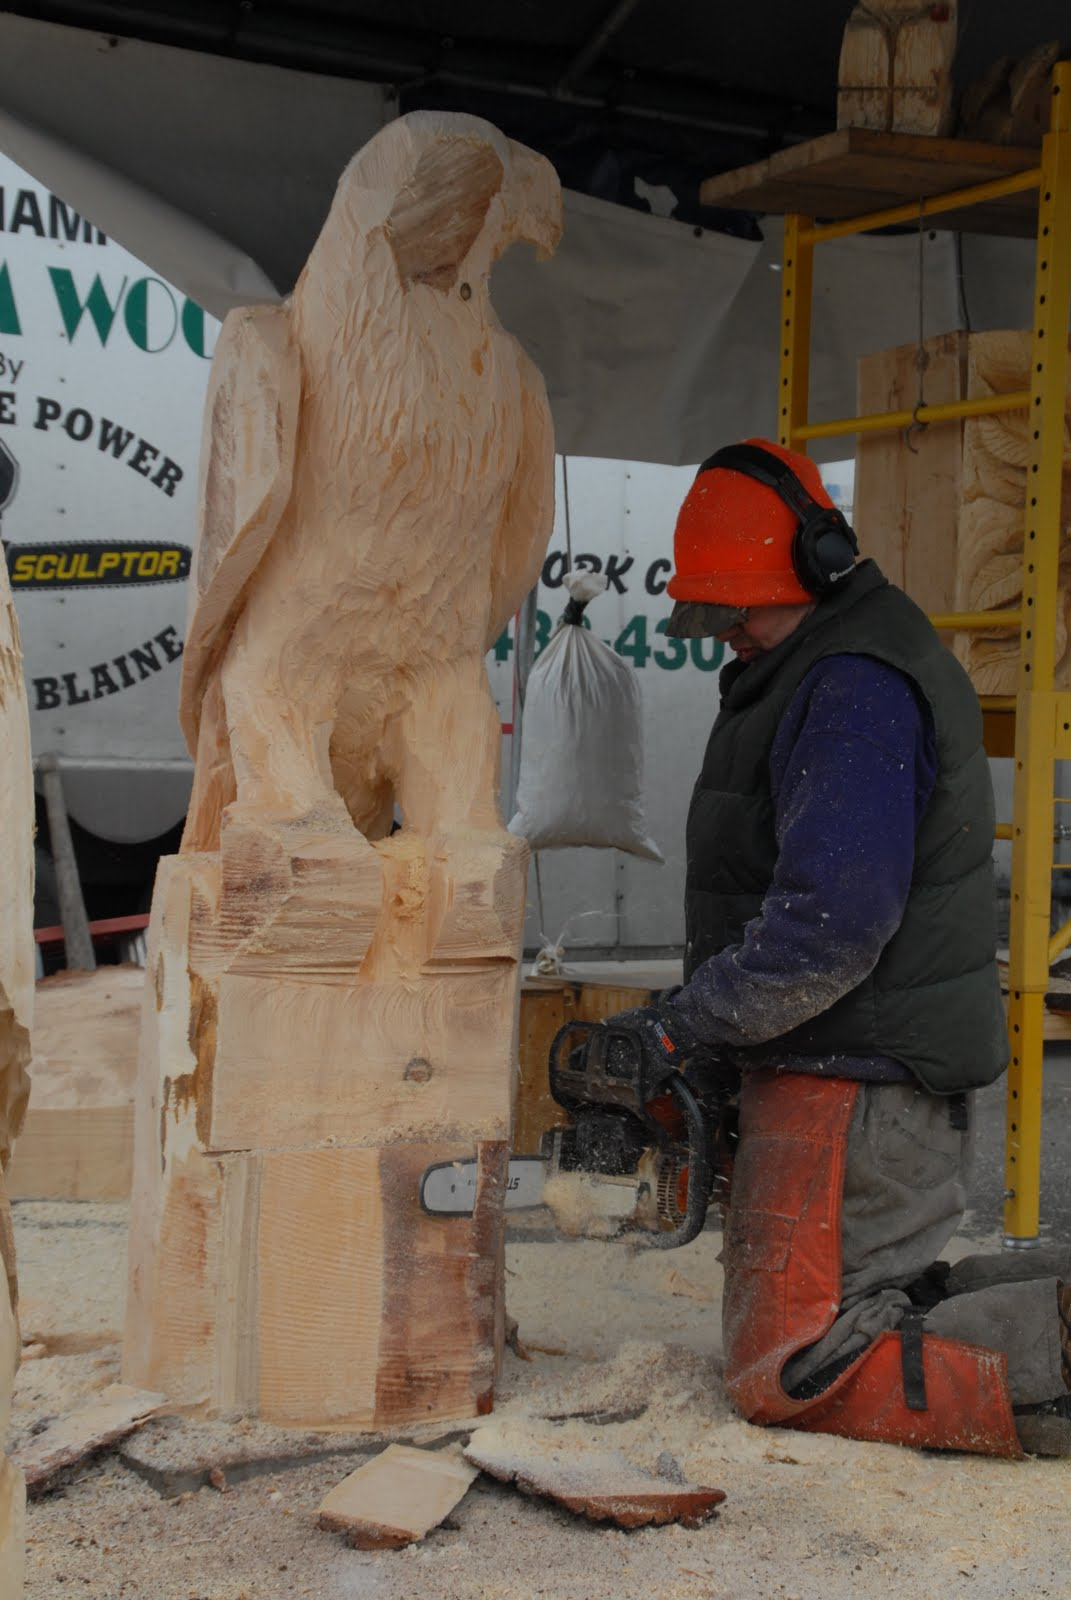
(4, 1), (1069, 283)
(0, 4), (1061, 462)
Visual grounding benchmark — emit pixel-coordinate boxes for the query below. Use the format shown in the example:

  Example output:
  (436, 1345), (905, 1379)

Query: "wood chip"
(317, 1443), (478, 1549)
(662, 1268), (712, 1303)
(14, 1383), (165, 1491)
(464, 1419), (726, 1530)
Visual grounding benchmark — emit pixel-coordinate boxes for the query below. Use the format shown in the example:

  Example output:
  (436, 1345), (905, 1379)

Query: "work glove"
(599, 994), (740, 1097)
(595, 997), (702, 1079)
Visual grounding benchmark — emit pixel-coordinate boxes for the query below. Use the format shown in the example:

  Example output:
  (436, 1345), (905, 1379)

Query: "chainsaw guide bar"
(419, 1156), (548, 1215)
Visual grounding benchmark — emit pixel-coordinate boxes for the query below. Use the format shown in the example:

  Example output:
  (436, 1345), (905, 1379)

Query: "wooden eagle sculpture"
(179, 111), (562, 854)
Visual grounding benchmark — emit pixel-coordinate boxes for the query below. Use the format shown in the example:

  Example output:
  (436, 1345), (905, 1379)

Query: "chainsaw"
(420, 1018), (732, 1248)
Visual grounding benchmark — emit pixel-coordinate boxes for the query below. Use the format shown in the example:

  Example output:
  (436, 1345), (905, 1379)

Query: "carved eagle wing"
(178, 303), (300, 754)
(486, 347), (557, 650)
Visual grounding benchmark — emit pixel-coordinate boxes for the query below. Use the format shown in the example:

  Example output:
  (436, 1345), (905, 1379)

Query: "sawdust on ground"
(9, 1201), (1071, 1600)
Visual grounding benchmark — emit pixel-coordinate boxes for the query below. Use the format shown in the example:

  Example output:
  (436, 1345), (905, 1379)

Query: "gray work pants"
(780, 1081), (1069, 1413)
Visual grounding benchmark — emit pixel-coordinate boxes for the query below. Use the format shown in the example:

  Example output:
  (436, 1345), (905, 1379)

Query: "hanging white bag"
(508, 571), (663, 862)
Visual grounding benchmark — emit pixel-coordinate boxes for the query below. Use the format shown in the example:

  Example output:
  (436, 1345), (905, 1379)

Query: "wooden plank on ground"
(465, 1419), (726, 1530)
(699, 129), (1039, 237)
(318, 1444), (478, 1548)
(13, 1384), (164, 1493)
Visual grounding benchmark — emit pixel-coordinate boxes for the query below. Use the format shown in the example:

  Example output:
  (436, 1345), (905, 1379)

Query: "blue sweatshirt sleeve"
(669, 654), (937, 1048)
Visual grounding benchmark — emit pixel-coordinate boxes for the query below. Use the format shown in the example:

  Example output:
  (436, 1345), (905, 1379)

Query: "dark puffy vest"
(684, 560), (1008, 1094)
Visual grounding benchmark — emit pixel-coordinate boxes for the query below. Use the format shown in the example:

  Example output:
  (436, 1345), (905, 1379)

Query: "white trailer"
(0, 152), (214, 935)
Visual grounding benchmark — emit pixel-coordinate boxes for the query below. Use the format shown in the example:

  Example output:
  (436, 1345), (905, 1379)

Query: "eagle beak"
(507, 143), (564, 262)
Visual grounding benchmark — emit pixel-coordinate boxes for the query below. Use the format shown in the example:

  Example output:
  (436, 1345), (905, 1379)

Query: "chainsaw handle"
(548, 1019), (651, 1117)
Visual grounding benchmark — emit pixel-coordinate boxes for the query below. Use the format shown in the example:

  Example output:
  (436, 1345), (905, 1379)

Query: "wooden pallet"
(700, 128), (1039, 236)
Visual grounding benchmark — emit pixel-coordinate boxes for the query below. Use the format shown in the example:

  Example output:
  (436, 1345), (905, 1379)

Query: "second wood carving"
(854, 330), (1071, 697)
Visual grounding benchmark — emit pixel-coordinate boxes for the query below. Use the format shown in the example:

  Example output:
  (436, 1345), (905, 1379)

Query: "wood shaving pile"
(9, 1201), (1071, 1600)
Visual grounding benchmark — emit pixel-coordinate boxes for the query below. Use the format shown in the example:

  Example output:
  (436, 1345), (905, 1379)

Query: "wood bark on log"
(0, 554), (34, 1597)
(123, 112), (562, 1429)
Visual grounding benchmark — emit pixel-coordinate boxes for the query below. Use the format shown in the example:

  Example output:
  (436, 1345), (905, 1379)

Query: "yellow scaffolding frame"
(776, 65), (1071, 1246)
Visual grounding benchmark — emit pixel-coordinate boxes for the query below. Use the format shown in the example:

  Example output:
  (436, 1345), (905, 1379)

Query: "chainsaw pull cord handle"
(644, 1068), (713, 1250)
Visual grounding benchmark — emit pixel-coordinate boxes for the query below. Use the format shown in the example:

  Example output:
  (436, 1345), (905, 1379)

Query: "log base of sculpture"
(122, 818), (525, 1428)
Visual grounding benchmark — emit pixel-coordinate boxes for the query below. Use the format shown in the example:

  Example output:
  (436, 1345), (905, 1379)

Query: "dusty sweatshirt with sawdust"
(677, 559), (1008, 1094)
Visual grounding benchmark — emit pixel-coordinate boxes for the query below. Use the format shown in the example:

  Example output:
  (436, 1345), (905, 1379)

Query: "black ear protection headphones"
(697, 442), (860, 597)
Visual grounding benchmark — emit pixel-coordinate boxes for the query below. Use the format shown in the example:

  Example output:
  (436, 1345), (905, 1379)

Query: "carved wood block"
(855, 331), (968, 621)
(856, 330), (1071, 697)
(210, 973), (515, 1150)
(207, 828), (523, 1150)
(217, 816), (385, 978)
(125, 845), (515, 1426)
(954, 332), (1071, 695)
(838, 1), (957, 138)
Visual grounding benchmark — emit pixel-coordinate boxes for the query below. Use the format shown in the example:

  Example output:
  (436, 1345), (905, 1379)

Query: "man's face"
(717, 602), (816, 664)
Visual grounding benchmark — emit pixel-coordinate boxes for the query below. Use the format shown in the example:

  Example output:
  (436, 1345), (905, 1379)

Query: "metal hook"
(903, 404), (929, 455)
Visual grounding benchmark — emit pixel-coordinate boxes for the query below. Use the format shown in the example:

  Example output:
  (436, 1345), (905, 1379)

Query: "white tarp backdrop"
(0, 15), (389, 303)
(0, 111), (278, 315)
